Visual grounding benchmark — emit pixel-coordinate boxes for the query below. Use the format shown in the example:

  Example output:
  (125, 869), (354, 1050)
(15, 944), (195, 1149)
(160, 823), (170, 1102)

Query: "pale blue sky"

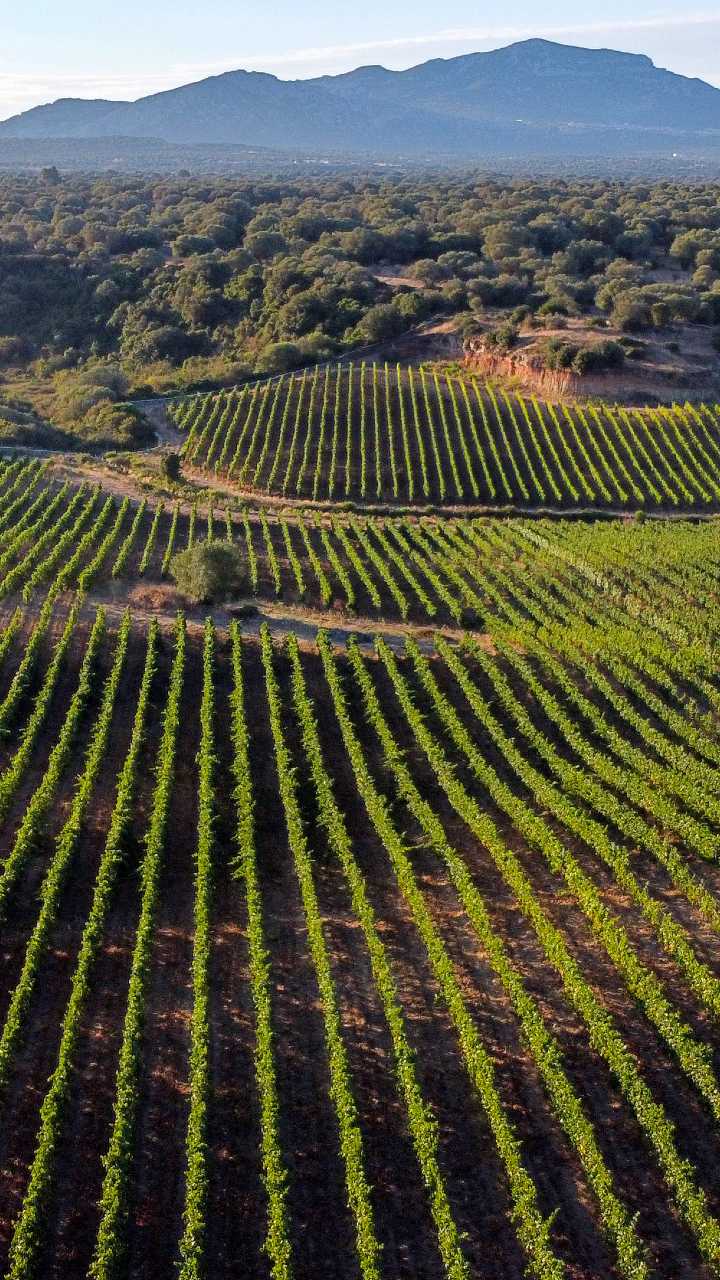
(2, 2), (720, 120)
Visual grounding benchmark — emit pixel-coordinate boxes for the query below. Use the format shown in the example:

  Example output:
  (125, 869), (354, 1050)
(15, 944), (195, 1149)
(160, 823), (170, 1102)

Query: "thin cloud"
(177, 14), (720, 76)
(0, 70), (189, 106)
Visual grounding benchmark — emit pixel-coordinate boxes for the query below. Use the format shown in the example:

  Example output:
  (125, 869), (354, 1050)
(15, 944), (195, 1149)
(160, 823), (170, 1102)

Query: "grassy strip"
(178, 619), (215, 1278)
(89, 615), (186, 1280)
(261, 626), (382, 1280)
(229, 623), (292, 1278)
(0, 607), (105, 920)
(288, 635), (470, 1280)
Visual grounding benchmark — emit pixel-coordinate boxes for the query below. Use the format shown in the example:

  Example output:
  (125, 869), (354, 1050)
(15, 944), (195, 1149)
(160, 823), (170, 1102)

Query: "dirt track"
(82, 590), (454, 654)
(45, 453), (720, 525)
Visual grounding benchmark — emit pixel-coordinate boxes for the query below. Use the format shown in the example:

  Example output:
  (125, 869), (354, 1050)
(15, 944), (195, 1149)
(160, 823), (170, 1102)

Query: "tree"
(125, 325), (207, 365)
(161, 452), (182, 482)
(74, 402), (154, 450)
(170, 540), (247, 604)
(572, 341), (625, 375)
(394, 291), (429, 322)
(483, 222), (530, 261)
(528, 215), (570, 255)
(255, 342), (302, 374)
(669, 230), (710, 268)
(484, 322), (520, 352)
(245, 230), (287, 261)
(411, 258), (447, 285)
(277, 291), (327, 337)
(542, 338), (580, 370)
(650, 301), (671, 328)
(354, 304), (406, 343)
(611, 293), (651, 332)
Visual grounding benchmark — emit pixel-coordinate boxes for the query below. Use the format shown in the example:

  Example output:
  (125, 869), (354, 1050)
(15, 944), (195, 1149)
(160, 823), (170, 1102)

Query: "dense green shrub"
(161, 452), (182, 482)
(541, 338), (625, 375)
(170, 540), (246, 603)
(483, 323), (520, 352)
(0, 418), (72, 449)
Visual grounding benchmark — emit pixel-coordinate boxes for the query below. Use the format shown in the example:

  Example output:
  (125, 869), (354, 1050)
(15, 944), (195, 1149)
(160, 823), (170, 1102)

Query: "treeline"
(0, 171), (719, 434)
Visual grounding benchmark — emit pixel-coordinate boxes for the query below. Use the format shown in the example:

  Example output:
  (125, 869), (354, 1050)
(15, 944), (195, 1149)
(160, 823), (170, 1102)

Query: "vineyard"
(171, 361), (720, 511)
(0, 426), (718, 1278)
(3, 460), (720, 634)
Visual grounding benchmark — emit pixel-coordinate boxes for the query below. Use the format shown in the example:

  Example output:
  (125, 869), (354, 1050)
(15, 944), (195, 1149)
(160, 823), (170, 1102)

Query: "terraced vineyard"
(1, 429), (720, 1278)
(171, 361), (720, 511)
(4, 460), (720, 634)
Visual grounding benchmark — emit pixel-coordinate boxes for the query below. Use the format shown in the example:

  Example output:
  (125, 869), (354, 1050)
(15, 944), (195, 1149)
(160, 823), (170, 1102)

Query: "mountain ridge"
(3, 38), (720, 157)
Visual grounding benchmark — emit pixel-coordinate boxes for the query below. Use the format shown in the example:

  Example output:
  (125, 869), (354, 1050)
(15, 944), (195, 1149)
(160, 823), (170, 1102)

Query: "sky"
(2, 2), (720, 120)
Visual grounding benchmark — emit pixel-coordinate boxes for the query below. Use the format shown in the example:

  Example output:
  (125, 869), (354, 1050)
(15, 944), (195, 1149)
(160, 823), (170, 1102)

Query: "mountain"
(3, 39), (720, 158)
(317, 41), (720, 130)
(0, 97), (127, 138)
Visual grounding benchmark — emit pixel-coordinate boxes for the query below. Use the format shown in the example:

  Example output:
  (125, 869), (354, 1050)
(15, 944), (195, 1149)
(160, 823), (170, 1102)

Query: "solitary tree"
(161, 452), (182, 483)
(170, 540), (246, 604)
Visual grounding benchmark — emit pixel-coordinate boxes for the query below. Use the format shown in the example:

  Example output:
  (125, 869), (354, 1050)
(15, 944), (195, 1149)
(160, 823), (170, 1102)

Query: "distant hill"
(0, 97), (126, 137)
(3, 39), (720, 158)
